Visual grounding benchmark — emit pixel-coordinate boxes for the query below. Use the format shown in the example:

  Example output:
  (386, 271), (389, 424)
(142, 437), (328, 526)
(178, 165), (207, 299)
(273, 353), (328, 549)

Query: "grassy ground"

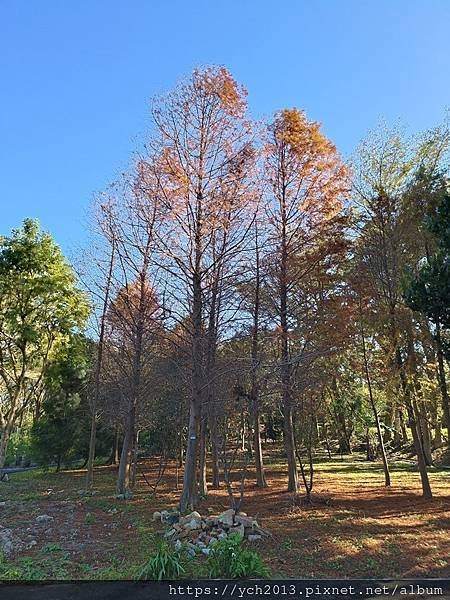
(0, 451), (449, 579)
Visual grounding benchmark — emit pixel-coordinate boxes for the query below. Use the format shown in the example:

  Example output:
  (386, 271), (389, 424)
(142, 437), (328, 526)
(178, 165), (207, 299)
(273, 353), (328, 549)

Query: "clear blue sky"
(1, 0), (449, 255)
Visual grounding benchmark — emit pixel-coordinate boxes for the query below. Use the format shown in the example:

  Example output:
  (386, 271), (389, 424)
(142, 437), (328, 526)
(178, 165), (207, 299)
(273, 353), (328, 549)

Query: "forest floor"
(0, 450), (449, 580)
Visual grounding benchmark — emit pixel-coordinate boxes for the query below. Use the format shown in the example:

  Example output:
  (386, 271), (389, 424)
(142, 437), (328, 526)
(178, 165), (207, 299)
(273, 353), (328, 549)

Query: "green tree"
(0, 219), (89, 471)
(403, 181), (450, 437)
(30, 335), (92, 469)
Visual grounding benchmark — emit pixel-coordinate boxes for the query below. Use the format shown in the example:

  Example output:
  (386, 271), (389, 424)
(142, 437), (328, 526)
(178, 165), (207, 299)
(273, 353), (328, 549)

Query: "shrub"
(137, 541), (188, 580)
(206, 533), (270, 579)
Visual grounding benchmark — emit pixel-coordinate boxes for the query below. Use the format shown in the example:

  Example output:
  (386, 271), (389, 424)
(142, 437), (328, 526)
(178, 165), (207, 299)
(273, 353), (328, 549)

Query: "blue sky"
(1, 0), (449, 255)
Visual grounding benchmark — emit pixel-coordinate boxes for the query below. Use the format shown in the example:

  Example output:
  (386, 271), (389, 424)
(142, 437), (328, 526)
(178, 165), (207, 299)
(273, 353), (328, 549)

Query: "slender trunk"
(116, 411), (134, 495)
(113, 427), (120, 465)
(393, 406), (402, 447)
(0, 424), (12, 471)
(86, 414), (97, 487)
(180, 197), (203, 511)
(359, 308), (390, 486)
(396, 347), (432, 499)
(323, 422), (332, 459)
(435, 321), (450, 442)
(399, 409), (408, 443)
(198, 411), (208, 497)
(252, 399), (266, 488)
(383, 401), (395, 443)
(240, 409), (246, 452)
(251, 225), (267, 487)
(116, 265), (146, 495)
(131, 430), (139, 488)
(283, 405), (298, 491)
(432, 397), (442, 447)
(408, 399), (433, 499)
(210, 417), (220, 488)
(418, 400), (433, 466)
(279, 195), (297, 492)
(86, 238), (116, 490)
(180, 400), (200, 511)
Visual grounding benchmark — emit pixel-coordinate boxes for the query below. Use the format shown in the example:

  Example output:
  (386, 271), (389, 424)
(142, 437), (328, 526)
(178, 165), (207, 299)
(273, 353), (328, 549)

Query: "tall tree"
(403, 177), (450, 440)
(263, 109), (349, 491)
(139, 67), (257, 511)
(0, 219), (89, 472)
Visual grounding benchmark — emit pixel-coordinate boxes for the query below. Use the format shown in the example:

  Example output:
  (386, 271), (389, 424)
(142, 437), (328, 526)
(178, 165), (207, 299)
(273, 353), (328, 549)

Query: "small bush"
(137, 541), (188, 580)
(206, 533), (270, 579)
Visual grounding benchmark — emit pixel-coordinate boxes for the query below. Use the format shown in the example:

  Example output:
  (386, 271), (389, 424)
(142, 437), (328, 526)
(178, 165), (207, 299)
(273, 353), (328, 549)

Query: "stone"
(186, 518), (201, 531)
(0, 502), (7, 507)
(178, 529), (191, 540)
(179, 510), (201, 526)
(36, 515), (54, 523)
(201, 547), (211, 555)
(0, 527), (14, 556)
(152, 511), (161, 522)
(208, 537), (218, 546)
(229, 524), (245, 537)
(164, 528), (176, 539)
(166, 514), (179, 525)
(218, 508), (235, 527)
(196, 540), (206, 549)
(174, 539), (182, 552)
(0, 526), (27, 556)
(186, 510), (201, 520)
(218, 531), (227, 540)
(235, 515), (255, 528)
(237, 511), (247, 517)
(247, 534), (262, 543)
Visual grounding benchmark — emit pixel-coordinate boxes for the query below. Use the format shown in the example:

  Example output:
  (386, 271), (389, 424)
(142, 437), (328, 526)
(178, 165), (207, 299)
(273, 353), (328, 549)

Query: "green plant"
(0, 552), (22, 579)
(137, 540), (189, 580)
(206, 533), (270, 579)
(42, 543), (63, 553)
(84, 512), (95, 524)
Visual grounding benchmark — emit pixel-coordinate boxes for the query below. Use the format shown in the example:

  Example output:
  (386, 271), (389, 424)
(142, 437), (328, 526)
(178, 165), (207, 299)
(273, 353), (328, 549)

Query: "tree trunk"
(210, 416), (220, 488)
(0, 425), (12, 472)
(86, 237), (115, 490)
(418, 401), (433, 465)
(360, 315), (391, 487)
(250, 227), (267, 488)
(283, 405), (298, 491)
(396, 347), (432, 499)
(113, 427), (120, 465)
(180, 400), (200, 511)
(435, 321), (450, 442)
(131, 430), (139, 488)
(408, 399), (433, 499)
(252, 398), (267, 488)
(180, 188), (203, 513)
(86, 413), (97, 487)
(279, 205), (297, 492)
(116, 403), (135, 495)
(198, 411), (208, 497)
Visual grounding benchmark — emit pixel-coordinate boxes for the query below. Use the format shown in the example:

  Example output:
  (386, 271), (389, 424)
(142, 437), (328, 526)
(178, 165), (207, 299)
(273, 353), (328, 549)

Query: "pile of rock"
(0, 525), (37, 557)
(152, 508), (267, 556)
